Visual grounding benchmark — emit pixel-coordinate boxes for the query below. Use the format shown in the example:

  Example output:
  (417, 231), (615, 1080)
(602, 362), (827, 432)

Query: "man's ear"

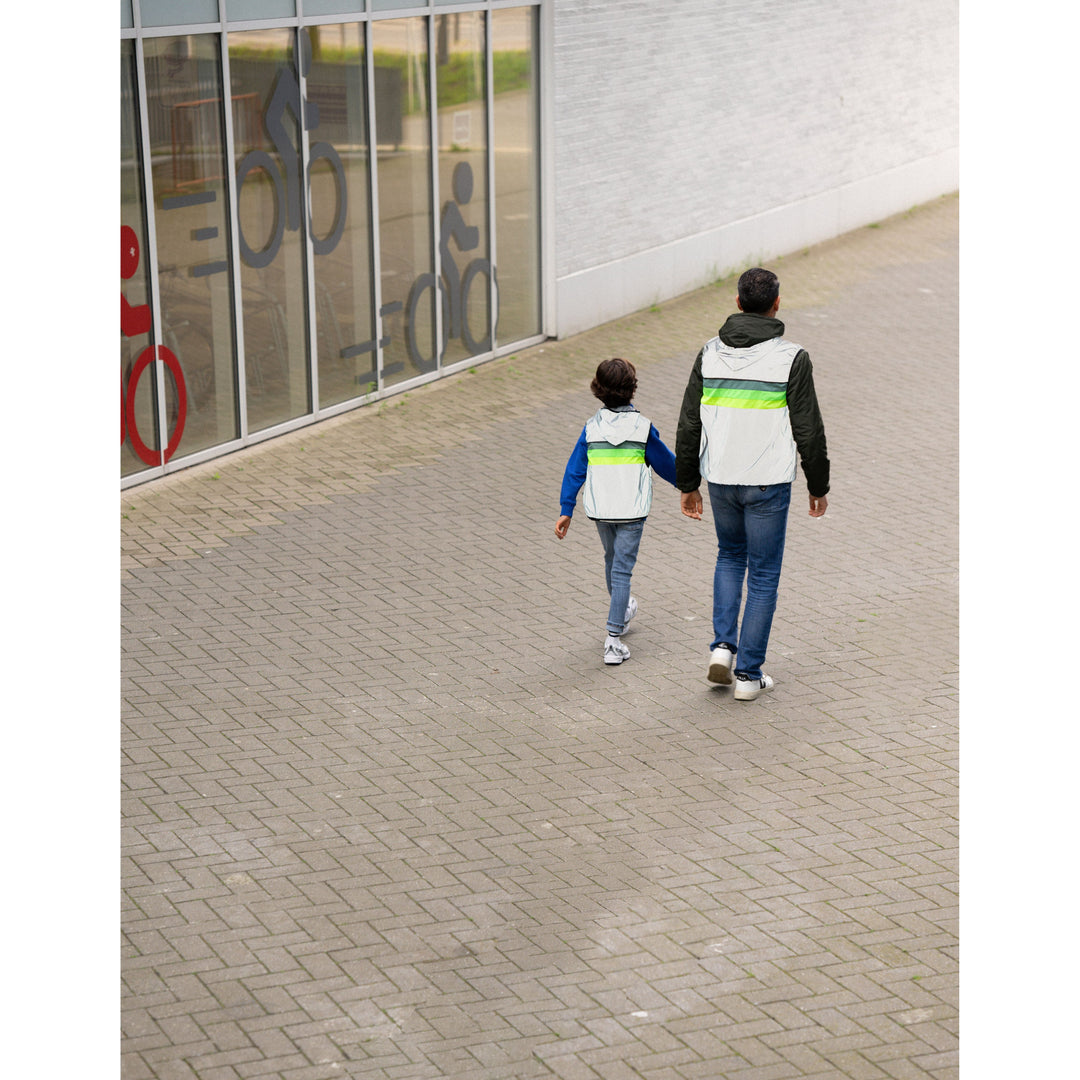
(736, 296), (744, 312)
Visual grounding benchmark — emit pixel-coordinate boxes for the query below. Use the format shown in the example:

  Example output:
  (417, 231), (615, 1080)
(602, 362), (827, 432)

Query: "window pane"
(492, 5), (541, 344)
(143, 34), (241, 460)
(121, 0), (133, 29)
(435, 10), (489, 367)
(140, 0), (219, 27)
(226, 0), (295, 20)
(306, 23), (377, 407)
(230, 29), (313, 432)
(372, 17), (434, 386)
(306, 0), (366, 13)
(121, 41), (158, 476)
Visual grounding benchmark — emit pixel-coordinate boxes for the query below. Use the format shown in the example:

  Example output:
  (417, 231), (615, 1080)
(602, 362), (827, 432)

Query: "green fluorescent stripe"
(588, 447), (646, 464)
(701, 386), (787, 409)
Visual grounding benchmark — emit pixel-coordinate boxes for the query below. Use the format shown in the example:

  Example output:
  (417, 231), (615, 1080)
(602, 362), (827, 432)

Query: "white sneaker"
(604, 635), (631, 665)
(733, 674), (774, 701)
(624, 596), (638, 628)
(707, 645), (735, 685)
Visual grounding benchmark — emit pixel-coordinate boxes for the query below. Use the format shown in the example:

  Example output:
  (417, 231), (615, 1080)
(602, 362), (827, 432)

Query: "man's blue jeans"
(594, 518), (645, 636)
(707, 482), (791, 680)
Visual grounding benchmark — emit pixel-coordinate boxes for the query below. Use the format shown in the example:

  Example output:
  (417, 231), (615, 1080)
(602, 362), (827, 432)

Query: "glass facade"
(144, 33), (241, 460)
(436, 10), (489, 367)
(492, 5), (541, 345)
(373, 17), (435, 385)
(121, 2), (543, 486)
(229, 28), (313, 432)
(306, 22), (377, 407)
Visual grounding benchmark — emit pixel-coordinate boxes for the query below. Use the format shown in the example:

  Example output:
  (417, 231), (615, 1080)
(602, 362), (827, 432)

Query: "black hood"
(717, 312), (785, 349)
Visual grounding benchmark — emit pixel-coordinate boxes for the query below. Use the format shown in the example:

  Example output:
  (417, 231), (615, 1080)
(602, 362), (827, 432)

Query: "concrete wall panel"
(550, 0), (959, 336)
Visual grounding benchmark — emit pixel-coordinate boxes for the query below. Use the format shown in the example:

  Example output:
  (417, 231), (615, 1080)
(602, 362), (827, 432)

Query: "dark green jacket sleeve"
(675, 349), (705, 492)
(787, 351), (830, 497)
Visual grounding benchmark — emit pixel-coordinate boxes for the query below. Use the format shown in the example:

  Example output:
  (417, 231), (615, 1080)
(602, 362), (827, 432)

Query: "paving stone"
(122, 195), (958, 1078)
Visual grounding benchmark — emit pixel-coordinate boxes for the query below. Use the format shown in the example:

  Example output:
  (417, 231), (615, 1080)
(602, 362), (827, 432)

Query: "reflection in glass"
(435, 11), (489, 367)
(372, 17), (433, 386)
(306, 23), (376, 408)
(143, 34), (240, 461)
(230, 29), (312, 432)
(123, 8), (545, 483)
(121, 40), (157, 477)
(492, 6), (541, 345)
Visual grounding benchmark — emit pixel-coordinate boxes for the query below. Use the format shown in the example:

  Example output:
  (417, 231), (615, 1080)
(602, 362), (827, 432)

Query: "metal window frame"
(296, 3), (322, 416)
(428, 12), (443, 371)
(218, 0), (251, 442)
(484, 5), (497, 352)
(131, 0), (169, 481)
(538, 0), (553, 340)
(364, 16), (387, 394)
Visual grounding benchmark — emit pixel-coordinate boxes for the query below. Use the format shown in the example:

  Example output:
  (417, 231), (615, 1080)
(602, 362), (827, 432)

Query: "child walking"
(555, 358), (678, 665)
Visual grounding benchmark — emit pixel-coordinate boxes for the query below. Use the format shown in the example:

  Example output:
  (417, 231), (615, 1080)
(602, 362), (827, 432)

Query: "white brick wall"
(550, 0), (959, 335)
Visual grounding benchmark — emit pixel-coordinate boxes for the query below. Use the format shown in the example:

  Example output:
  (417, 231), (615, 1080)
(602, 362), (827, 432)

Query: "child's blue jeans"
(594, 518), (645, 636)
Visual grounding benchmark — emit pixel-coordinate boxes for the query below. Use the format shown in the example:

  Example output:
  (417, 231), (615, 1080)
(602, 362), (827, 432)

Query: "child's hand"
(554, 515), (572, 539)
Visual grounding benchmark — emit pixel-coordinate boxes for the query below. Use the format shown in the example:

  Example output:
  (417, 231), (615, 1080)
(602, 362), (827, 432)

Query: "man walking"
(676, 267), (830, 701)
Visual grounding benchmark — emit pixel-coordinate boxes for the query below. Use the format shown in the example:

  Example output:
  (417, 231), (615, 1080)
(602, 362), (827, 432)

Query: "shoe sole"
(605, 655), (628, 665)
(707, 660), (733, 685)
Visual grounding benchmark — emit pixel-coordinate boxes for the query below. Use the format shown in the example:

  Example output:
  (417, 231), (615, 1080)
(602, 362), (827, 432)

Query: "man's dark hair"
(737, 267), (780, 314)
(591, 358), (638, 409)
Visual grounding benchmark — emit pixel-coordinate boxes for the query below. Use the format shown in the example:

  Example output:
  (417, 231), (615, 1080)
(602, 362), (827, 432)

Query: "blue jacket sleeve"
(645, 425), (678, 487)
(559, 428), (589, 516)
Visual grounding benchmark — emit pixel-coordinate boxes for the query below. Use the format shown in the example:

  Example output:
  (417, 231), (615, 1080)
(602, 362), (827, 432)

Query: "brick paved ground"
(122, 194), (958, 1080)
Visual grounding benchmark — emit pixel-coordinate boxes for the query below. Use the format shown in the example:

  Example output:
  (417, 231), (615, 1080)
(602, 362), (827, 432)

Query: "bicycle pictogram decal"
(235, 30), (347, 269)
(235, 31), (497, 371)
(405, 160), (496, 368)
(121, 224), (188, 466)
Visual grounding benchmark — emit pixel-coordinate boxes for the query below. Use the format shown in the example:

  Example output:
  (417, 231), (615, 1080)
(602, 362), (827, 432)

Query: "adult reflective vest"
(583, 409), (653, 520)
(698, 334), (802, 486)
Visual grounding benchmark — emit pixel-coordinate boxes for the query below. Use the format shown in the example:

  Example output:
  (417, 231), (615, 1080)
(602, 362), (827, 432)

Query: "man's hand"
(808, 494), (828, 518)
(680, 490), (703, 520)
(555, 515), (572, 539)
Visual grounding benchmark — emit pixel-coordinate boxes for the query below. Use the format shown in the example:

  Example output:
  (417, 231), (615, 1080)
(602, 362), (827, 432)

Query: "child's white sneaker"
(624, 596), (638, 627)
(604, 635), (631, 665)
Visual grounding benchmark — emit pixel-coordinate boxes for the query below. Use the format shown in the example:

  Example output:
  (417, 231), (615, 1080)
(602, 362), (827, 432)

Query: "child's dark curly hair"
(591, 358), (638, 410)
